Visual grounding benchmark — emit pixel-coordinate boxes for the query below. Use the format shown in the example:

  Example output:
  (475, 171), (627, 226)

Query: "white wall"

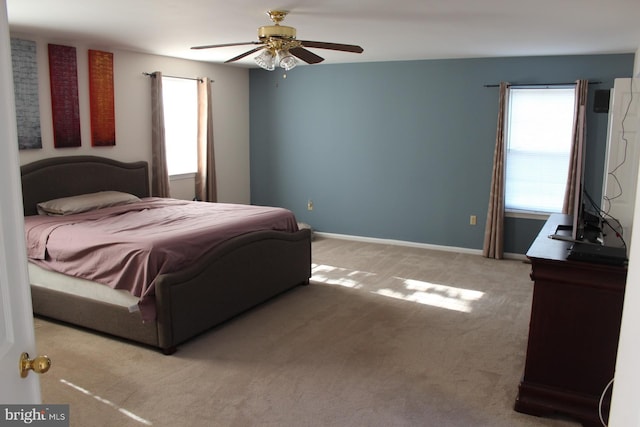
(11, 33), (250, 204)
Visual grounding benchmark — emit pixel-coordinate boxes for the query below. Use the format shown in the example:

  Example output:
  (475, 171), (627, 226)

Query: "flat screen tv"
(550, 181), (585, 243)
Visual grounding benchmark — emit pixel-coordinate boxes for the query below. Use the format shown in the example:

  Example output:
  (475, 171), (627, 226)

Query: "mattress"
(28, 262), (139, 310)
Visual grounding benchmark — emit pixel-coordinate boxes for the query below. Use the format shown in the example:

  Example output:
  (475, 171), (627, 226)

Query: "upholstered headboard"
(20, 156), (150, 216)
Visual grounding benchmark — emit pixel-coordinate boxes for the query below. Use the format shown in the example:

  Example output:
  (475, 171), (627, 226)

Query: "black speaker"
(594, 89), (610, 113)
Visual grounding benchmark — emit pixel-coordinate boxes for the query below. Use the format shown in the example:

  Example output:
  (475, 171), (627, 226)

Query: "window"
(162, 77), (198, 176)
(504, 87), (576, 214)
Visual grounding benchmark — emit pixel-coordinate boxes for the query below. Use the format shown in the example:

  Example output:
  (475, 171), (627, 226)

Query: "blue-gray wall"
(249, 54), (634, 254)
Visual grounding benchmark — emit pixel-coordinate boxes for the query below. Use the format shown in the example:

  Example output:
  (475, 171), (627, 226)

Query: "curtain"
(195, 77), (217, 202)
(150, 71), (170, 197)
(483, 82), (509, 259)
(562, 79), (589, 214)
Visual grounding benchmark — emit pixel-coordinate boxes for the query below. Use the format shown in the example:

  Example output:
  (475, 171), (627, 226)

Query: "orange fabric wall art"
(88, 49), (116, 146)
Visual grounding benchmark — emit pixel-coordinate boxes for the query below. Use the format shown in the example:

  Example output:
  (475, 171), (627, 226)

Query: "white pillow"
(37, 191), (140, 216)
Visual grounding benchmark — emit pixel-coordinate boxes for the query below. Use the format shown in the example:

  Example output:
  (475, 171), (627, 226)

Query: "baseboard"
(314, 232), (527, 261)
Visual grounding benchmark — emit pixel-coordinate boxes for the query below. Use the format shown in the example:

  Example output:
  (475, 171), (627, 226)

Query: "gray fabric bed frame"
(21, 155), (311, 354)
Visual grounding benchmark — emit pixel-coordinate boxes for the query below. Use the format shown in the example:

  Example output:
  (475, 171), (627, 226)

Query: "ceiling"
(6, 0), (640, 68)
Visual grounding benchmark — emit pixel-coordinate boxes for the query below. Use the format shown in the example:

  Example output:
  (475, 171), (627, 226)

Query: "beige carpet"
(34, 237), (581, 427)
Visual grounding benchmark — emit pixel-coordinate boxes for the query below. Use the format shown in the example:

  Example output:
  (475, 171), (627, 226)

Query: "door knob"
(19, 352), (51, 378)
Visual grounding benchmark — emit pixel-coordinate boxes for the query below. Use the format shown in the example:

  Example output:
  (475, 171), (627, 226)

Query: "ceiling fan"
(191, 10), (364, 71)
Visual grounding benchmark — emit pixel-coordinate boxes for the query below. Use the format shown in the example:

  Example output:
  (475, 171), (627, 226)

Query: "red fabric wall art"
(48, 44), (81, 148)
(88, 49), (116, 146)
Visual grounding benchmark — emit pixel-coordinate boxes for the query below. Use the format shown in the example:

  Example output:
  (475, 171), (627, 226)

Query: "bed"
(21, 155), (311, 354)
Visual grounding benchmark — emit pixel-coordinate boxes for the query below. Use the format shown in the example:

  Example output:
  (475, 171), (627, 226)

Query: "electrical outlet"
(307, 200), (314, 211)
(470, 215), (477, 225)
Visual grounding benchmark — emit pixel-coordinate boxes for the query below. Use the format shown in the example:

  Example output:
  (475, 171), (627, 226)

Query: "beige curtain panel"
(483, 82), (509, 259)
(562, 79), (589, 214)
(150, 71), (170, 198)
(195, 77), (217, 202)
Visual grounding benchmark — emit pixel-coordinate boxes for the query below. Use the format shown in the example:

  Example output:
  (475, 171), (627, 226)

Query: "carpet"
(34, 237), (580, 426)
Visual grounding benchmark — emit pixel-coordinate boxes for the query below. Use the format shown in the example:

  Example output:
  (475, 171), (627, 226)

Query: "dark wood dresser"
(515, 214), (627, 426)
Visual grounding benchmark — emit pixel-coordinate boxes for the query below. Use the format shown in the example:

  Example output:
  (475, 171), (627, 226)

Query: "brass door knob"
(19, 352), (51, 378)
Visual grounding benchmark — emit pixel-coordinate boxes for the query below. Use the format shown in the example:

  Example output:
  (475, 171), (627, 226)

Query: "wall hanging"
(11, 38), (42, 150)
(88, 49), (115, 146)
(48, 44), (81, 148)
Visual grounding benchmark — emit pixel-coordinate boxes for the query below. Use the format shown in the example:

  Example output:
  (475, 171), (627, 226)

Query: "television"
(570, 140), (586, 242)
(550, 160), (604, 245)
(549, 183), (587, 243)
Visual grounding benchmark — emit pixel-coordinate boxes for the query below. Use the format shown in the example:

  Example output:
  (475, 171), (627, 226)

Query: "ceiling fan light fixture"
(278, 50), (297, 71)
(255, 49), (275, 71)
(192, 10), (363, 69)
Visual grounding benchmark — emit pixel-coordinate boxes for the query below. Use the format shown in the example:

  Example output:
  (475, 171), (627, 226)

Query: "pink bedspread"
(24, 198), (299, 320)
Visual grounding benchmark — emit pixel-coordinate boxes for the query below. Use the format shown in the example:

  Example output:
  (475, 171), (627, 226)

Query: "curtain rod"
(142, 72), (214, 83)
(484, 81), (601, 88)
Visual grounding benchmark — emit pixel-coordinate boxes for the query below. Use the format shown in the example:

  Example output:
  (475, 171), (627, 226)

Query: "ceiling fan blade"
(224, 46), (266, 63)
(191, 41), (262, 50)
(299, 40), (364, 54)
(289, 47), (324, 64)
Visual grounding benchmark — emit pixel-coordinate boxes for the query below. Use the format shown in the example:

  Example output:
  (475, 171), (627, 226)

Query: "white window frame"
(162, 76), (198, 177)
(504, 86), (576, 219)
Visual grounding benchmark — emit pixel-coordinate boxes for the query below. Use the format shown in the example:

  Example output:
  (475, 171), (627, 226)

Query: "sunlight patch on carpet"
(311, 263), (375, 288)
(312, 264), (484, 312)
(374, 278), (484, 312)
(60, 378), (152, 425)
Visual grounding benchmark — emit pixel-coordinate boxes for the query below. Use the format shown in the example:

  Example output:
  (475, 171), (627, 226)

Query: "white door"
(0, 0), (43, 403)
(601, 78), (640, 243)
(609, 99), (640, 427)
